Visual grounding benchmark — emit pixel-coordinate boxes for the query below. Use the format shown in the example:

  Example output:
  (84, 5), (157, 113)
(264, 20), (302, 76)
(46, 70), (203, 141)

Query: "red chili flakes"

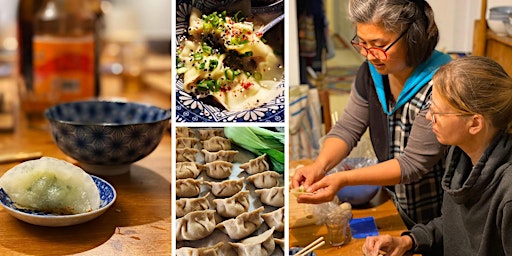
(241, 81), (253, 90)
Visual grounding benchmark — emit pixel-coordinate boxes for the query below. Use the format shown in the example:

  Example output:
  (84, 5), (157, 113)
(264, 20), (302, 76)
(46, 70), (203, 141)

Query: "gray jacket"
(411, 131), (512, 255)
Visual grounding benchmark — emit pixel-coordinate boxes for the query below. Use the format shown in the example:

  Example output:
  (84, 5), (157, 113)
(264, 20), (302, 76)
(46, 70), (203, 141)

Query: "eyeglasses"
(427, 101), (472, 124)
(351, 27), (409, 61)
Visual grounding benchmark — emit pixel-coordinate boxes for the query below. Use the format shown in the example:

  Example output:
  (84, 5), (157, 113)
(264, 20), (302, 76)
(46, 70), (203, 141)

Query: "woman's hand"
(362, 235), (413, 256)
(296, 172), (345, 204)
(291, 162), (327, 189)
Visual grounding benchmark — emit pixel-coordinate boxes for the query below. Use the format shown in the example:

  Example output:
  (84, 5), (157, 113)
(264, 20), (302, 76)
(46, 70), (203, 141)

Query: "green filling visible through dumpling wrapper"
(0, 157), (100, 215)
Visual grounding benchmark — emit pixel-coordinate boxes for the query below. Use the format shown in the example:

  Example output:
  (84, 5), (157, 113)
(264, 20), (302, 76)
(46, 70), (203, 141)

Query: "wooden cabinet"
(473, 0), (512, 75)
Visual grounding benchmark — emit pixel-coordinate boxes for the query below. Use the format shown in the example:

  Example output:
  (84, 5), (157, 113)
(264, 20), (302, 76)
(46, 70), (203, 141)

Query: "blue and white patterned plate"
(175, 0), (285, 123)
(0, 176), (116, 227)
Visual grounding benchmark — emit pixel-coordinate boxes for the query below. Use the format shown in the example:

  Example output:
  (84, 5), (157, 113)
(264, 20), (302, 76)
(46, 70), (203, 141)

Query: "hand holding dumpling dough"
(0, 157), (100, 215)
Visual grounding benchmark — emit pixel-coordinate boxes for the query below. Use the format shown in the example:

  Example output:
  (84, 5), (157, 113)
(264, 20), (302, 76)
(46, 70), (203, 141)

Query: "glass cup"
(325, 209), (352, 246)
(18, 77), (60, 130)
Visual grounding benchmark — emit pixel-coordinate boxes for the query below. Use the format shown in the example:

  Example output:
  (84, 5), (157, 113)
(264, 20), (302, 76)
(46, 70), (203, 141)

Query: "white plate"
(175, 0), (285, 123)
(0, 176), (116, 227)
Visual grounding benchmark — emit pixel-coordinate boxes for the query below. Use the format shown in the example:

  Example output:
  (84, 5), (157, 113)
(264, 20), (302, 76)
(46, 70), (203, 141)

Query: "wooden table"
(0, 76), (171, 255)
(289, 159), (409, 255)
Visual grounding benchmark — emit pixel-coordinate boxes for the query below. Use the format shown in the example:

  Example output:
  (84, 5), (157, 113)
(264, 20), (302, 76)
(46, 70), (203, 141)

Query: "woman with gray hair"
(363, 56), (512, 256)
(292, 0), (451, 229)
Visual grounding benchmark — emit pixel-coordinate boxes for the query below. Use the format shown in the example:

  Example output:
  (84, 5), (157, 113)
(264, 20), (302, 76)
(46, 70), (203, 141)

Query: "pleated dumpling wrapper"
(0, 157), (100, 214)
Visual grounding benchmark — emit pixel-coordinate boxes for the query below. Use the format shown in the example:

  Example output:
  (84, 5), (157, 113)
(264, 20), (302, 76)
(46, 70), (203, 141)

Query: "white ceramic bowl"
(487, 19), (508, 36)
(0, 176), (116, 227)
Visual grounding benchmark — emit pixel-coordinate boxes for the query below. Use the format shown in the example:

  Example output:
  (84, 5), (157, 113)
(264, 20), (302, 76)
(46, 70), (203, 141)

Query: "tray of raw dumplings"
(175, 127), (285, 256)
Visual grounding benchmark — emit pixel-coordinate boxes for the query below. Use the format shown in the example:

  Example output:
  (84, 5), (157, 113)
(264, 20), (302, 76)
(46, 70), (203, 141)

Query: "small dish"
(0, 176), (116, 227)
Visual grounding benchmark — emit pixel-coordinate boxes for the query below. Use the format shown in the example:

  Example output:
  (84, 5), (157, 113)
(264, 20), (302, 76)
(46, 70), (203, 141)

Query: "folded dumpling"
(202, 136), (231, 152)
(177, 137), (200, 149)
(246, 171), (281, 189)
(0, 157), (100, 215)
(261, 207), (284, 232)
(176, 178), (202, 198)
(204, 178), (244, 197)
(239, 154), (269, 175)
(229, 227), (276, 256)
(255, 187), (284, 207)
(177, 148), (199, 162)
(204, 160), (233, 179)
(216, 207), (264, 240)
(176, 210), (216, 241)
(176, 242), (224, 256)
(198, 128), (225, 140)
(213, 190), (250, 218)
(176, 192), (211, 218)
(274, 238), (285, 251)
(176, 127), (195, 138)
(202, 149), (238, 163)
(176, 162), (202, 179)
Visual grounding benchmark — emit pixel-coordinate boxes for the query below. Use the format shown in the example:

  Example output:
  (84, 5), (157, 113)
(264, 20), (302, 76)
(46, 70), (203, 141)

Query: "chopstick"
(294, 237), (325, 256)
(0, 152), (43, 164)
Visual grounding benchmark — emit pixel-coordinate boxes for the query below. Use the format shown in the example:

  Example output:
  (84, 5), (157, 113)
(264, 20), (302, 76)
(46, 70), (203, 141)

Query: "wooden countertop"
(289, 159), (409, 255)
(0, 76), (171, 255)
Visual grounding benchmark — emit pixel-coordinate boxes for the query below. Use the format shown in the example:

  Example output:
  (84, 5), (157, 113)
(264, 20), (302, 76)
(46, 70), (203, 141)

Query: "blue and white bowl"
(0, 176), (116, 227)
(45, 100), (171, 175)
(175, 0), (285, 123)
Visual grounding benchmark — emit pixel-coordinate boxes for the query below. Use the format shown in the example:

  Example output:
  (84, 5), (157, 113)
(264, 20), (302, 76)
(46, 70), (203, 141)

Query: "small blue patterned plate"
(0, 176), (116, 227)
(175, 0), (285, 123)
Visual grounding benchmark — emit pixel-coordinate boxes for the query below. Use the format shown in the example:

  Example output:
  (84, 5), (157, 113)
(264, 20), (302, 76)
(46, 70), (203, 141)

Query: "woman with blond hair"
(363, 56), (512, 256)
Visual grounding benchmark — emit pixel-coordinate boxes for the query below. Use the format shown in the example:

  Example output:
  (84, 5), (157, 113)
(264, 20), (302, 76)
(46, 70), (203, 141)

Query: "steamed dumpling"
(0, 157), (100, 214)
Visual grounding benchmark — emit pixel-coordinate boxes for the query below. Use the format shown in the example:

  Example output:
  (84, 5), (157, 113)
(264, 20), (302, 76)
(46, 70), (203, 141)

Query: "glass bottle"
(17, 0), (45, 89)
(33, 0), (96, 102)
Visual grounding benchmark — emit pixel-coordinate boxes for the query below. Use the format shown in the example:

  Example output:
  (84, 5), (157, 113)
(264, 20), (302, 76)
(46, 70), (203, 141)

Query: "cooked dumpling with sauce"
(261, 207), (284, 232)
(176, 178), (203, 198)
(246, 171), (281, 189)
(176, 148), (199, 162)
(216, 206), (264, 240)
(0, 157), (100, 215)
(176, 192), (211, 218)
(204, 178), (244, 197)
(228, 227), (276, 256)
(176, 162), (202, 179)
(176, 210), (216, 241)
(203, 160), (233, 179)
(255, 187), (284, 207)
(176, 242), (224, 256)
(240, 154), (269, 175)
(213, 190), (250, 218)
